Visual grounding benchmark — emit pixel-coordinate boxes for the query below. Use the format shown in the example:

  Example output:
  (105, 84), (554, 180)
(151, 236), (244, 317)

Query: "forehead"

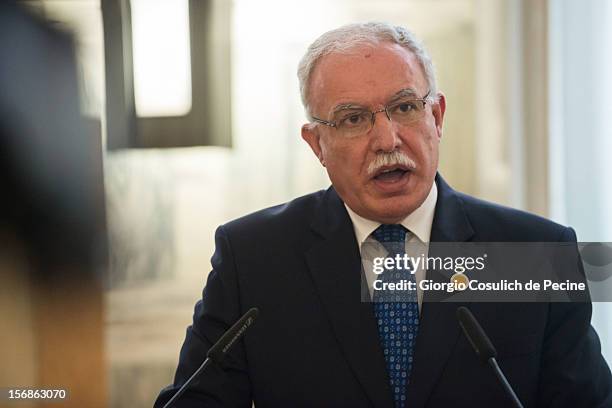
(309, 42), (427, 114)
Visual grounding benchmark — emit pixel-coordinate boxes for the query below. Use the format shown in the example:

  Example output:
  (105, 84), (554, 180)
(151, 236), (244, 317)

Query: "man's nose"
(370, 109), (400, 152)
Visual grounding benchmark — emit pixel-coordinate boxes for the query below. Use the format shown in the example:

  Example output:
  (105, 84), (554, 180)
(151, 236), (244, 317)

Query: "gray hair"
(297, 22), (437, 119)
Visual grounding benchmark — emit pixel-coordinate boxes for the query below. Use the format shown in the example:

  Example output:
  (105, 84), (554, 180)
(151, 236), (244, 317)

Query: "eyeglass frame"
(310, 89), (432, 133)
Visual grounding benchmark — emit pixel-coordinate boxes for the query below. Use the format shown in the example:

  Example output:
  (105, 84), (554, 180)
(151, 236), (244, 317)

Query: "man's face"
(302, 42), (446, 224)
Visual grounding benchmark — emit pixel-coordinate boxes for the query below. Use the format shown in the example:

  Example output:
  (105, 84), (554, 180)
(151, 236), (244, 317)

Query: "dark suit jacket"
(155, 175), (612, 407)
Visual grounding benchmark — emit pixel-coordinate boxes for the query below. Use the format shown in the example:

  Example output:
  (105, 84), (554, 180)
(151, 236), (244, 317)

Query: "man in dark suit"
(155, 22), (612, 407)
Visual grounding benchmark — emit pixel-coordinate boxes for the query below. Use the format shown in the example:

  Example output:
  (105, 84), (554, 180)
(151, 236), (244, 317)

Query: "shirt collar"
(344, 181), (438, 244)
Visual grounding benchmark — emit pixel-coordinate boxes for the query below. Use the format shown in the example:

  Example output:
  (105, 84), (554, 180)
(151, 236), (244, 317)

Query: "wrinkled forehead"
(308, 42), (427, 116)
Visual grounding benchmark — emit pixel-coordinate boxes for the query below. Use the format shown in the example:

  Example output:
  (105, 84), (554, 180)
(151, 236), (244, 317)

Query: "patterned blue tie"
(372, 224), (419, 408)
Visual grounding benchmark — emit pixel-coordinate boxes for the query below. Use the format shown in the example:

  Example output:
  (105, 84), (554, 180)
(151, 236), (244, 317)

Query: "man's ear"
(431, 92), (446, 139)
(301, 123), (325, 166)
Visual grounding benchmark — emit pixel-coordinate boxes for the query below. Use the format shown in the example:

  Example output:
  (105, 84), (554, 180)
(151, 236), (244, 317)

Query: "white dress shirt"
(344, 182), (438, 311)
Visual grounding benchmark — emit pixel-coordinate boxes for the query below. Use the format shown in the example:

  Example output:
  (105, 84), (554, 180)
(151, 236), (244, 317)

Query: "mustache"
(367, 151), (417, 177)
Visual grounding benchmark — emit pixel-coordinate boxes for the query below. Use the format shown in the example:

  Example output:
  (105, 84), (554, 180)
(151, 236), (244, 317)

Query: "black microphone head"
(456, 306), (497, 363)
(207, 307), (259, 364)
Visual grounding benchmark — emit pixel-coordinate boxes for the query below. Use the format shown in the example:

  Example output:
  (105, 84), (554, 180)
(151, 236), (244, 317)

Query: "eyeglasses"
(311, 90), (432, 139)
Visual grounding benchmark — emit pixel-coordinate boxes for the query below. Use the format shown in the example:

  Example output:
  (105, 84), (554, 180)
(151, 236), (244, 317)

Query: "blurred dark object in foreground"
(0, 2), (107, 407)
(0, 0), (107, 280)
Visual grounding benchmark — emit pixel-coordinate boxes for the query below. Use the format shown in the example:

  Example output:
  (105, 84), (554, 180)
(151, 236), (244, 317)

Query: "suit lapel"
(407, 175), (476, 407)
(305, 187), (395, 408)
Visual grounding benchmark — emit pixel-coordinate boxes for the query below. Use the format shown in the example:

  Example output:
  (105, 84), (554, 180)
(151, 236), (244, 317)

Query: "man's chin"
(364, 199), (422, 224)
(340, 182), (428, 222)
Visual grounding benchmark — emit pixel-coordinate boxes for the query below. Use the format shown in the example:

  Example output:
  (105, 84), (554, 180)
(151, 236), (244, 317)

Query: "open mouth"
(372, 166), (410, 183)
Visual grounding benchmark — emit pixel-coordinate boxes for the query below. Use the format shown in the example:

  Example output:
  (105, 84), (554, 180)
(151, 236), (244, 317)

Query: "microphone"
(456, 306), (524, 408)
(162, 307), (259, 408)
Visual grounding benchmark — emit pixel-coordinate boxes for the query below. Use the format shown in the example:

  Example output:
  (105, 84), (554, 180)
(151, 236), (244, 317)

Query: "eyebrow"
(387, 88), (419, 103)
(330, 88), (420, 114)
(331, 103), (366, 115)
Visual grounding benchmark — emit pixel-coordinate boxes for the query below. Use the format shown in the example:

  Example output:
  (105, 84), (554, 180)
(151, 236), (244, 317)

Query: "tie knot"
(373, 224), (407, 243)
(372, 224), (408, 255)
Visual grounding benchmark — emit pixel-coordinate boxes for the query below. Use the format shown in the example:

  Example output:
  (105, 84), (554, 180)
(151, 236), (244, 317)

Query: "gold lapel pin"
(451, 272), (469, 290)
